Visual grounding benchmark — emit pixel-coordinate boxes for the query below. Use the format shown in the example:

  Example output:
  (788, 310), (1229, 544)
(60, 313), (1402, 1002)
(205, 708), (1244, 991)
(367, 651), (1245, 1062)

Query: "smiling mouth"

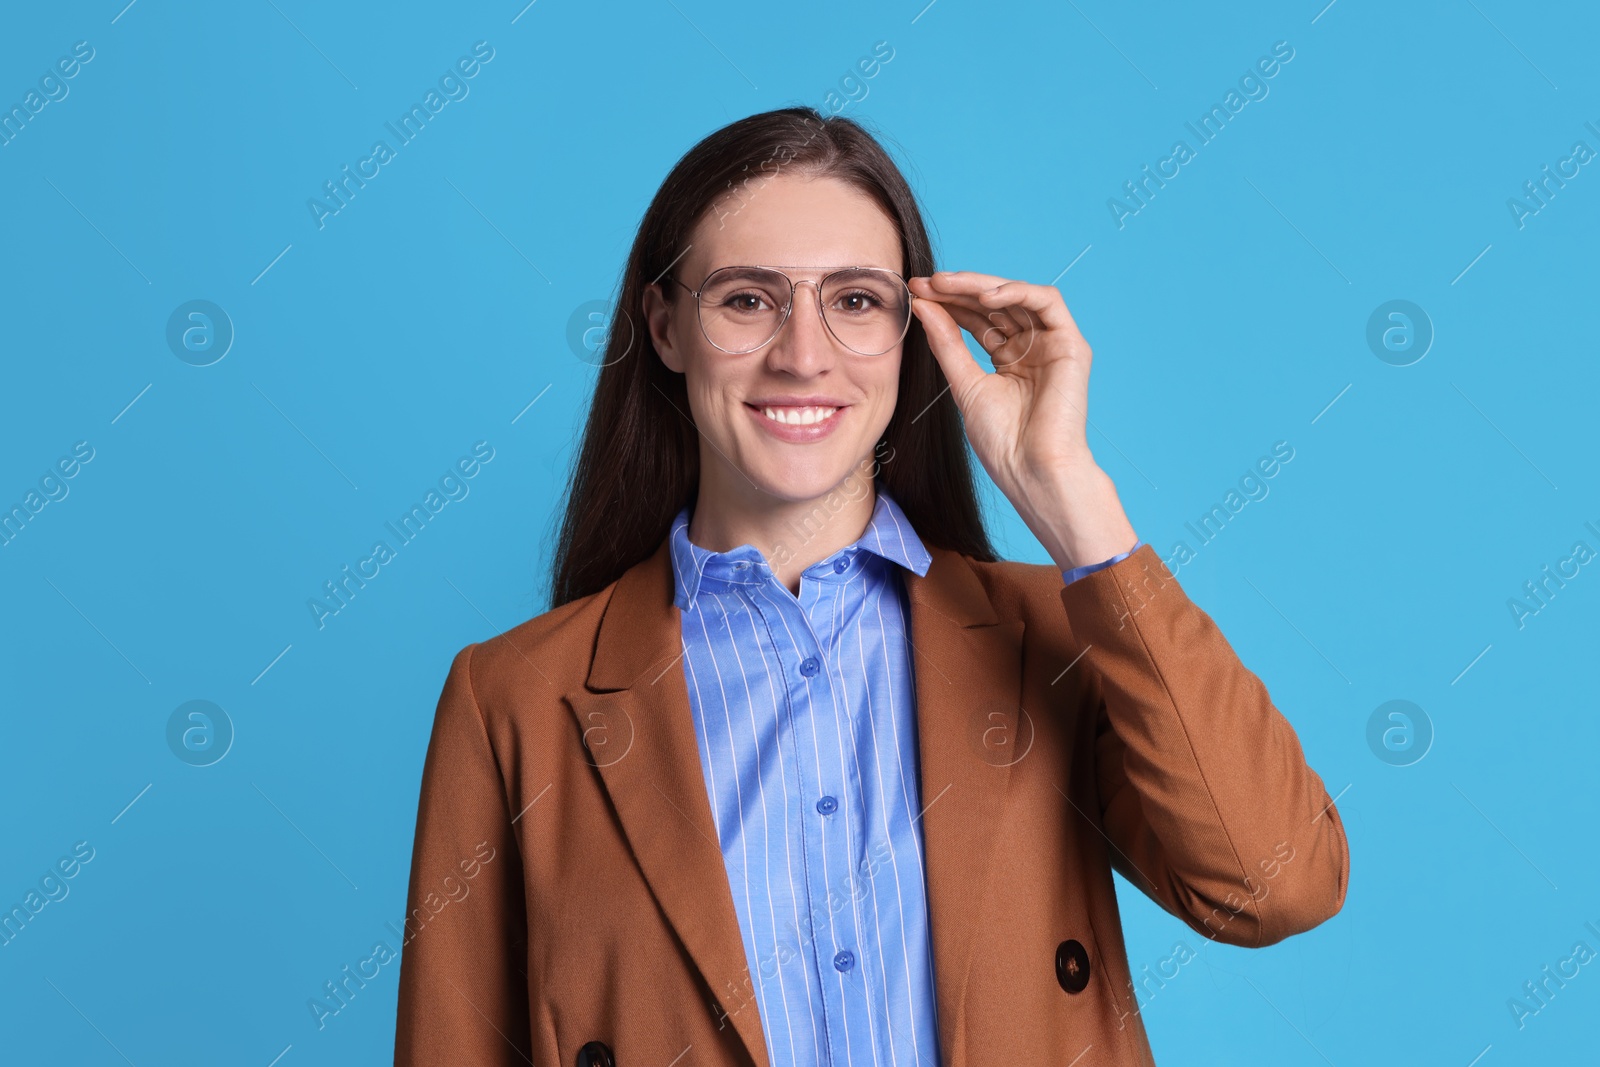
(749, 404), (842, 426)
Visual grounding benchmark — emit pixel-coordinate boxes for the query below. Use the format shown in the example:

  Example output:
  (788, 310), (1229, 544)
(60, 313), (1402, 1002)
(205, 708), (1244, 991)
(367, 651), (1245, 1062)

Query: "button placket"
(797, 592), (870, 1059)
(752, 578), (856, 1058)
(805, 579), (880, 1054)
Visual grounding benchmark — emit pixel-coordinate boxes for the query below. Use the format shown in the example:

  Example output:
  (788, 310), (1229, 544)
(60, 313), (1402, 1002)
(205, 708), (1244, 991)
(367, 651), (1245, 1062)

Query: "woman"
(394, 107), (1349, 1067)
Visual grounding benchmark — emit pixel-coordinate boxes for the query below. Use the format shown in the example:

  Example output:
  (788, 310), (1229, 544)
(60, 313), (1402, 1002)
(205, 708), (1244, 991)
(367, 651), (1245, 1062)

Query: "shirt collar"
(669, 488), (932, 610)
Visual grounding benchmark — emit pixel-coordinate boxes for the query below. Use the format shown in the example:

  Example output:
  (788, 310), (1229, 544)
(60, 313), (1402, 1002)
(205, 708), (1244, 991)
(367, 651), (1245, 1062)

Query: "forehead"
(684, 172), (903, 279)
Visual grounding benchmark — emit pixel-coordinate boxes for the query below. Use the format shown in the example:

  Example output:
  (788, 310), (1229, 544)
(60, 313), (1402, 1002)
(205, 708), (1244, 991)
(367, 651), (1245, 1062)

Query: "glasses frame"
(666, 264), (916, 357)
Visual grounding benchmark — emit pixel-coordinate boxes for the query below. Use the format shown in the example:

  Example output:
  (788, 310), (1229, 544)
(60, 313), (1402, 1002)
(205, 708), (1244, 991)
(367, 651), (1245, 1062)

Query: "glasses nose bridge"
(786, 275), (825, 312)
(775, 274), (830, 340)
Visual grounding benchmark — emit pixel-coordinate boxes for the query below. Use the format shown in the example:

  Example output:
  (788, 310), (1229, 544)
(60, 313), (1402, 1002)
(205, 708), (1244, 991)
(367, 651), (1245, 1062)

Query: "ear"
(643, 282), (686, 374)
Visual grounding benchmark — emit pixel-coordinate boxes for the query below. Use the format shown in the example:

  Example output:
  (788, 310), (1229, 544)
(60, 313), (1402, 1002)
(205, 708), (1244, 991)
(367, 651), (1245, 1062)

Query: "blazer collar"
(570, 524), (1019, 1067)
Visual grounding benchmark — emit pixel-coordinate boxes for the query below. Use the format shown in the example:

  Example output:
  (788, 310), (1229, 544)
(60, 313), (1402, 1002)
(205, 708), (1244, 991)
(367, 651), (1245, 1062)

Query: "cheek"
(682, 359), (744, 430)
(881, 362), (902, 402)
(864, 361), (901, 418)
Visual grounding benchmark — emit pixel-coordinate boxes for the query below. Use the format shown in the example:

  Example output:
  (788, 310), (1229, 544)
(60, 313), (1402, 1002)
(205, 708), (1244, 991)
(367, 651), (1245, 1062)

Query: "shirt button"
(833, 557), (849, 573)
(833, 949), (855, 972)
(799, 656), (820, 677)
(816, 795), (838, 815)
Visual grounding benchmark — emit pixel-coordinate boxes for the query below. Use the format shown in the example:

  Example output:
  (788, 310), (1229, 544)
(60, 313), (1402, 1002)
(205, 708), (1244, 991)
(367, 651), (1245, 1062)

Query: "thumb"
(911, 297), (987, 405)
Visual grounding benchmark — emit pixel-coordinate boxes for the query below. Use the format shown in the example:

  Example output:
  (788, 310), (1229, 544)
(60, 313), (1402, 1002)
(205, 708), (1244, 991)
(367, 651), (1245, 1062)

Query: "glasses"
(667, 265), (914, 356)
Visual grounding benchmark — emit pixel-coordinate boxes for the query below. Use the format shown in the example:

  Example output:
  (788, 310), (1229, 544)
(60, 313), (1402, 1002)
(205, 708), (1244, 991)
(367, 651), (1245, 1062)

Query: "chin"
(745, 452), (870, 504)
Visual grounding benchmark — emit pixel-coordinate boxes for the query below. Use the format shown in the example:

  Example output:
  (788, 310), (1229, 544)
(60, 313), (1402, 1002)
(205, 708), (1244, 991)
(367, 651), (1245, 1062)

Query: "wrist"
(1020, 462), (1139, 572)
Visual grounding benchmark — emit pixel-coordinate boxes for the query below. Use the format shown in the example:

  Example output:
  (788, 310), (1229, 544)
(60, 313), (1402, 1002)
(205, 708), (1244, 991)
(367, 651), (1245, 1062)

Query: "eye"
(832, 288), (884, 314)
(721, 288), (776, 313)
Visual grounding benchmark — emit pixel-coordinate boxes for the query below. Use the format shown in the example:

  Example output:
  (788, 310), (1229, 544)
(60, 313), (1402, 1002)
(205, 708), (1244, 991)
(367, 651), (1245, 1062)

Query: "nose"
(763, 280), (840, 377)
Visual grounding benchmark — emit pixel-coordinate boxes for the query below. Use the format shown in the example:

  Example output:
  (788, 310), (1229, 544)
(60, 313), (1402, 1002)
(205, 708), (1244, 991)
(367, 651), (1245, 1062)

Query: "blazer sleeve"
(1059, 545), (1350, 948)
(394, 643), (533, 1065)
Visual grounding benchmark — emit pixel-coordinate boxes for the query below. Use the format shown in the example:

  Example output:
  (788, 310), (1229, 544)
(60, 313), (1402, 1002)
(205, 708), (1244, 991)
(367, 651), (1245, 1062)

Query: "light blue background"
(2, 1), (1596, 1063)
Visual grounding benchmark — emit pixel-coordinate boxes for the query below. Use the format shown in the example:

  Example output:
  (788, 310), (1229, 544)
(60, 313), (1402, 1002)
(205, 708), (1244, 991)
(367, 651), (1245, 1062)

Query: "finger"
(928, 296), (1029, 340)
(909, 295), (989, 403)
(911, 273), (1005, 303)
(938, 302), (1032, 366)
(919, 271), (1080, 339)
(908, 279), (1031, 334)
(923, 269), (1014, 292)
(909, 278), (1017, 316)
(975, 279), (1080, 339)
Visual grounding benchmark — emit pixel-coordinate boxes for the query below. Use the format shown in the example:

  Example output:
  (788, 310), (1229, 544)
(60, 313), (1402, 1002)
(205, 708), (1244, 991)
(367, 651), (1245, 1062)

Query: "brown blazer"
(394, 538), (1350, 1066)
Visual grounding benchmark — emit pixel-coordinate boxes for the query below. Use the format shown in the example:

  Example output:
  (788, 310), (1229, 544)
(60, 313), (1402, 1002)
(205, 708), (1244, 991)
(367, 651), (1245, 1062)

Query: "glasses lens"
(697, 267), (790, 353)
(820, 269), (910, 355)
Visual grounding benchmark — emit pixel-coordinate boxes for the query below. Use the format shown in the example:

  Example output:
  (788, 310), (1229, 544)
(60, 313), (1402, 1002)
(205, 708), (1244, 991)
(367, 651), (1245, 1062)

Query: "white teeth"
(760, 406), (838, 426)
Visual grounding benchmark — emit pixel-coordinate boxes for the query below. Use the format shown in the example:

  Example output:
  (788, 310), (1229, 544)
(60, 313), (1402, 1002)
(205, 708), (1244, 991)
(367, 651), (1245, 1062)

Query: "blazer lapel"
(565, 537), (772, 1067)
(904, 546), (1026, 1066)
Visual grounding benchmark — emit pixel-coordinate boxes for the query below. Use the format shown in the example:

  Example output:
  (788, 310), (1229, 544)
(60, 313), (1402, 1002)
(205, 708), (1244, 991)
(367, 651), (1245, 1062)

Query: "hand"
(908, 270), (1139, 572)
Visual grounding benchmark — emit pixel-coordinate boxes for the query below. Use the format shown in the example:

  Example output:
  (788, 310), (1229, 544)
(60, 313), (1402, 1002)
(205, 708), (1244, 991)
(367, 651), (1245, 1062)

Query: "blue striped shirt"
(668, 489), (1136, 1066)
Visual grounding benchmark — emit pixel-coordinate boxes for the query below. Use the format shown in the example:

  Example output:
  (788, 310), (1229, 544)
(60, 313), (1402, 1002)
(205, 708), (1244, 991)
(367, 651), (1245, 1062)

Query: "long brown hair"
(549, 106), (995, 609)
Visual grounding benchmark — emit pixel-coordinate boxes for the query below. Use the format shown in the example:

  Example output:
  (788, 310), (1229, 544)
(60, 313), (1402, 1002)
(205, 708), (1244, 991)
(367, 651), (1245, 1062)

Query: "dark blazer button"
(577, 1040), (614, 1067)
(1055, 939), (1091, 994)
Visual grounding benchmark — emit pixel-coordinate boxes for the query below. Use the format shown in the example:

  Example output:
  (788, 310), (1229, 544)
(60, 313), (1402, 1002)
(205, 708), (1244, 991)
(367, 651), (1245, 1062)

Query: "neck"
(688, 466), (878, 596)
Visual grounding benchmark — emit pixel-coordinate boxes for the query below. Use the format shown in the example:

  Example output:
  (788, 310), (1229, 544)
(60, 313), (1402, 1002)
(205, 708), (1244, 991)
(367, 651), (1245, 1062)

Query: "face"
(644, 173), (904, 511)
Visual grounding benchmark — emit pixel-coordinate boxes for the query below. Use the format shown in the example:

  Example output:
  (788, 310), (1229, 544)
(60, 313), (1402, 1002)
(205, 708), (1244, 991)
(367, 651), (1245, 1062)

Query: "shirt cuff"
(1061, 540), (1143, 586)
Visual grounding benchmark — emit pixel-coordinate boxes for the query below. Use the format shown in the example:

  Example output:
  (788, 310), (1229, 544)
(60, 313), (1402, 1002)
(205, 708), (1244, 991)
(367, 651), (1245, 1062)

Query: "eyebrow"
(704, 264), (898, 277)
